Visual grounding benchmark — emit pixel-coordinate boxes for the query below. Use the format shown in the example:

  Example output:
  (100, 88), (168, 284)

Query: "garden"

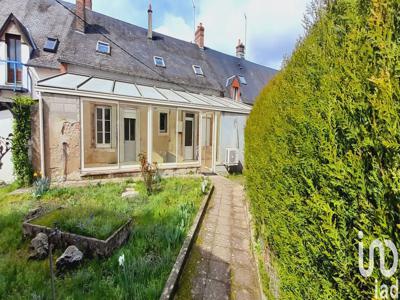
(0, 177), (207, 299)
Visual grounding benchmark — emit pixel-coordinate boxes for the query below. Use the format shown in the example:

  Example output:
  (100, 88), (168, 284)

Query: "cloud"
(155, 0), (312, 69)
(154, 13), (193, 42)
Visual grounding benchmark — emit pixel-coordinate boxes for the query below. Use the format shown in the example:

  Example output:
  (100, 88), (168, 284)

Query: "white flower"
(118, 254), (125, 267)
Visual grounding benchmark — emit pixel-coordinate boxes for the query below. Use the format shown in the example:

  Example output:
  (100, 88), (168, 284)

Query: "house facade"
(0, 0), (277, 182)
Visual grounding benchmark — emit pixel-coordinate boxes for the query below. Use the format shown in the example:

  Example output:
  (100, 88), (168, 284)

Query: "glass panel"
(119, 105), (147, 166)
(201, 112), (214, 171)
(137, 85), (166, 100)
(83, 102), (118, 169)
(79, 78), (114, 94)
(41, 74), (89, 89)
(159, 112), (167, 133)
(114, 82), (141, 97)
(105, 120), (111, 132)
(130, 119), (136, 141)
(153, 107), (177, 163)
(185, 120), (193, 146)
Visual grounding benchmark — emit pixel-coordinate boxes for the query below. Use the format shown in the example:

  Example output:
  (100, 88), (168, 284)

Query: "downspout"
(38, 91), (45, 177)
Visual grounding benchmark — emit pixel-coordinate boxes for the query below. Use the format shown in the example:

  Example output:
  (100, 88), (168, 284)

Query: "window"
(154, 56), (166, 67)
(124, 118), (136, 141)
(43, 37), (59, 53)
(96, 106), (111, 147)
(233, 87), (239, 101)
(96, 41), (111, 54)
(6, 34), (22, 83)
(239, 75), (247, 85)
(159, 112), (168, 134)
(192, 65), (204, 76)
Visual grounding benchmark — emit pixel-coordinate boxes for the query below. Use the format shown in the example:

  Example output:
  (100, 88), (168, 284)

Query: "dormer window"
(154, 56), (166, 67)
(239, 75), (247, 85)
(96, 41), (111, 54)
(192, 65), (204, 76)
(43, 37), (59, 53)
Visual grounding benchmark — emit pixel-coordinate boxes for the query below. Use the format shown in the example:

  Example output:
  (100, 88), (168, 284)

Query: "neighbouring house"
(0, 103), (14, 183)
(0, 0), (277, 182)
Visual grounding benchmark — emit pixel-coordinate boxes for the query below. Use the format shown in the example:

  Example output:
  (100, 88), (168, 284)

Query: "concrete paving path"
(175, 176), (261, 300)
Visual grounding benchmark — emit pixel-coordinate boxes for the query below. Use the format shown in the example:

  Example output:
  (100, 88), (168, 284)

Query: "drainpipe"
(38, 92), (45, 178)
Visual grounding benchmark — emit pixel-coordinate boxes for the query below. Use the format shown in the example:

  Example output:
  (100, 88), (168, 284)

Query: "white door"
(121, 109), (137, 163)
(124, 118), (136, 161)
(184, 115), (194, 160)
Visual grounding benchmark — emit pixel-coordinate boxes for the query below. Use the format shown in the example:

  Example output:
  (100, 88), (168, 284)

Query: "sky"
(65, 0), (313, 69)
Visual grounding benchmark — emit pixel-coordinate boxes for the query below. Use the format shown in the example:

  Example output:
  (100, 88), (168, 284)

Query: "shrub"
(32, 176), (50, 199)
(245, 0), (400, 299)
(11, 96), (35, 186)
(138, 152), (160, 194)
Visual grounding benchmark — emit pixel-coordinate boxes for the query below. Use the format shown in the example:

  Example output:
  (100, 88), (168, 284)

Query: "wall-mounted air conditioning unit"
(224, 148), (239, 166)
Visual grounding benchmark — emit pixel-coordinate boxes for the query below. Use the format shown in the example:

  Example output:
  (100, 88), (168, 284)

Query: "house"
(0, 0), (277, 182)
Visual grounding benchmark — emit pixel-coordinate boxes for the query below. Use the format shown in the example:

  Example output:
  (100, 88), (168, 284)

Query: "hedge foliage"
(11, 96), (34, 186)
(245, 0), (400, 298)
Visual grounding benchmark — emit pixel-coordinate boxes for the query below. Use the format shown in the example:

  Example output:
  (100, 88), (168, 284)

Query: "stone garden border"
(23, 213), (132, 258)
(160, 184), (215, 300)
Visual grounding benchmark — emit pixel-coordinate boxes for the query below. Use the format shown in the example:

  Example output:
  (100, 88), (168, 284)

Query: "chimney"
(75, 0), (91, 33)
(85, 0), (92, 10)
(147, 4), (153, 40)
(195, 23), (205, 49)
(236, 39), (245, 59)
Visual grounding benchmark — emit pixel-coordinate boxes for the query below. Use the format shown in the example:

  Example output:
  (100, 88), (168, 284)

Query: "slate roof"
(0, 0), (277, 104)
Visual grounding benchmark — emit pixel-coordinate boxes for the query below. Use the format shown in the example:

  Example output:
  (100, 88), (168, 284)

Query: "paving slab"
(175, 176), (262, 300)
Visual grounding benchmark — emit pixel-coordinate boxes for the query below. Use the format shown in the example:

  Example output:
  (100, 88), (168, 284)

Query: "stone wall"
(42, 93), (81, 181)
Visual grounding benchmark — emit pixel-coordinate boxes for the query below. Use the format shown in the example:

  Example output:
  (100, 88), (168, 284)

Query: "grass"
(31, 207), (129, 240)
(0, 177), (206, 299)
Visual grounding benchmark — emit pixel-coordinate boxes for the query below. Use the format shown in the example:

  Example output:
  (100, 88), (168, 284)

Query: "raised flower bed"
(23, 208), (132, 258)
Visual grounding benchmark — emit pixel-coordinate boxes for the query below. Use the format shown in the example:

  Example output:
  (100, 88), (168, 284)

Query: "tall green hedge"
(11, 96), (34, 186)
(245, 0), (400, 298)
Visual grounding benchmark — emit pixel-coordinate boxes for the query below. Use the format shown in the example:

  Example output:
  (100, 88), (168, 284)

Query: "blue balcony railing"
(0, 59), (29, 92)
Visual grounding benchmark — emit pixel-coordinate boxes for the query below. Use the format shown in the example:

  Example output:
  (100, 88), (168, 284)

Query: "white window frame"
(96, 41), (111, 54)
(158, 110), (169, 135)
(192, 65), (204, 76)
(153, 56), (166, 68)
(96, 106), (112, 148)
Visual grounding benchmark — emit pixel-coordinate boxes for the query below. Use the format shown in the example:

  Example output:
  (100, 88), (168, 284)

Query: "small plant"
(138, 153), (160, 194)
(32, 175), (50, 199)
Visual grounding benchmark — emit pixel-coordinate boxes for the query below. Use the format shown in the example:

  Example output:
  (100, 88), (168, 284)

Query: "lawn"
(0, 177), (205, 299)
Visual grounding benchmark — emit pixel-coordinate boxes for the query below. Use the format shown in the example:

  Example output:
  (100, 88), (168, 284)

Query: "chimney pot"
(236, 39), (245, 59)
(85, 0), (92, 10)
(195, 22), (205, 49)
(147, 3), (153, 39)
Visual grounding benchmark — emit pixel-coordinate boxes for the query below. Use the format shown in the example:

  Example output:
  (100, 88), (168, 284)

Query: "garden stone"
(122, 187), (139, 198)
(29, 233), (48, 260)
(56, 246), (83, 272)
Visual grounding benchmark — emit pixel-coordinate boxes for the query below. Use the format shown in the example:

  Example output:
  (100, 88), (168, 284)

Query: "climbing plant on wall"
(11, 96), (35, 186)
(245, 0), (400, 298)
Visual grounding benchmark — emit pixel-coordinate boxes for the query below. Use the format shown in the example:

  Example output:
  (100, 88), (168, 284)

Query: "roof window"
(193, 65), (204, 76)
(96, 41), (111, 54)
(154, 56), (166, 67)
(239, 75), (247, 85)
(43, 37), (59, 53)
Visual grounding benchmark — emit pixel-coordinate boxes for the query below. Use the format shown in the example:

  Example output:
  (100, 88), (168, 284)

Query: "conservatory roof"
(36, 73), (252, 114)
